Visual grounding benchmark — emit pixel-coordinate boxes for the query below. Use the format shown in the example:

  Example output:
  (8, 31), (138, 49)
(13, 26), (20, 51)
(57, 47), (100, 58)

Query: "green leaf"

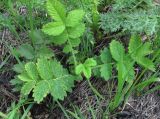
(84, 58), (97, 67)
(21, 81), (36, 95)
(46, 0), (66, 22)
(116, 57), (135, 82)
(68, 23), (85, 39)
(42, 22), (65, 36)
(83, 67), (92, 79)
(100, 64), (112, 81)
(33, 80), (50, 103)
(17, 44), (35, 60)
(75, 64), (84, 75)
(76, 58), (96, 79)
(52, 31), (68, 45)
(13, 63), (24, 73)
(100, 48), (112, 63)
(129, 35), (155, 71)
(36, 46), (54, 58)
(36, 58), (53, 80)
(50, 79), (67, 100)
(63, 44), (72, 53)
(50, 75), (74, 100)
(70, 38), (81, 47)
(50, 60), (67, 77)
(18, 73), (33, 82)
(66, 9), (85, 27)
(99, 48), (112, 80)
(110, 40), (125, 62)
(25, 62), (38, 80)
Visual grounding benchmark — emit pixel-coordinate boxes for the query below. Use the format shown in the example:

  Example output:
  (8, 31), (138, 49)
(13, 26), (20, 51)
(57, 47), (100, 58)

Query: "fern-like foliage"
(17, 58), (77, 103)
(113, 0), (153, 10)
(100, 1), (159, 35)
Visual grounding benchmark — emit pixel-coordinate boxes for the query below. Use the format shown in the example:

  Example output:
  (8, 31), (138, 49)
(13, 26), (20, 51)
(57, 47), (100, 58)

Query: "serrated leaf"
(63, 44), (72, 53)
(36, 46), (54, 58)
(110, 40), (125, 62)
(129, 35), (155, 71)
(13, 63), (24, 73)
(33, 80), (50, 103)
(100, 48), (112, 80)
(117, 57), (135, 82)
(83, 67), (92, 79)
(50, 75), (74, 100)
(42, 22), (65, 36)
(37, 58), (53, 80)
(17, 44), (35, 60)
(75, 64), (84, 75)
(15, 58), (77, 103)
(21, 81), (36, 95)
(66, 9), (85, 27)
(25, 62), (38, 80)
(10, 78), (23, 85)
(46, 0), (66, 22)
(70, 38), (81, 47)
(52, 31), (68, 45)
(50, 79), (67, 100)
(50, 60), (67, 77)
(30, 30), (44, 44)
(100, 64), (112, 81)
(84, 58), (97, 67)
(100, 48), (112, 63)
(18, 73), (33, 82)
(68, 23), (85, 39)
(76, 58), (96, 79)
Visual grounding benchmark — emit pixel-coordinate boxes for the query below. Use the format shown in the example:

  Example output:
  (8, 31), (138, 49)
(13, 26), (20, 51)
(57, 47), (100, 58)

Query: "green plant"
(4, 0), (159, 117)
(42, 0), (85, 66)
(92, 34), (158, 112)
(16, 58), (78, 103)
(100, 0), (160, 35)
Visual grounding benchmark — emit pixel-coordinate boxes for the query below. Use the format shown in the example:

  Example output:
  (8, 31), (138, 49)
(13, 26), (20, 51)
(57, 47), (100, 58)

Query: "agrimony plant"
(17, 58), (77, 103)
(42, 0), (85, 66)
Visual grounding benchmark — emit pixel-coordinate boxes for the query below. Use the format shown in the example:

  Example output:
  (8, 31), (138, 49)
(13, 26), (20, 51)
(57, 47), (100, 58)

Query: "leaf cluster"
(17, 58), (77, 103)
(42, 0), (85, 54)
